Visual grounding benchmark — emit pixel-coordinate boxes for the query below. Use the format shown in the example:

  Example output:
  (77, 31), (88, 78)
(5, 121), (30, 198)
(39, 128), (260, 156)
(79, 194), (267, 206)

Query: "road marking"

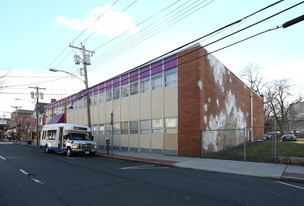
(0, 142), (13, 144)
(0, 155), (6, 160)
(120, 165), (168, 170)
(20, 169), (29, 175)
(276, 181), (304, 190)
(19, 169), (44, 185)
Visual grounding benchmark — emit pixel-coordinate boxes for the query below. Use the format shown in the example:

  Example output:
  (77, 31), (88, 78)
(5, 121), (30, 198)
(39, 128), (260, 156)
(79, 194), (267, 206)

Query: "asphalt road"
(1, 141), (304, 206)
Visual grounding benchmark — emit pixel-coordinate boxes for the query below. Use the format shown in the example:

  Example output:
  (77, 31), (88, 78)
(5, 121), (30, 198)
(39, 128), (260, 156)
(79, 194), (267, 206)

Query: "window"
(79, 99), (83, 109)
(140, 78), (150, 93)
(121, 122), (129, 134)
(130, 121), (138, 134)
(93, 125), (98, 137)
(113, 88), (120, 100)
(140, 120), (150, 134)
(99, 92), (105, 104)
(105, 123), (112, 135)
(121, 85), (129, 98)
(152, 119), (163, 133)
(46, 130), (57, 140)
(130, 82), (138, 95)
(165, 69), (177, 87)
(99, 124), (105, 135)
(106, 90), (112, 101)
(165, 117), (178, 133)
(151, 74), (162, 90)
(113, 122), (120, 134)
(42, 131), (46, 139)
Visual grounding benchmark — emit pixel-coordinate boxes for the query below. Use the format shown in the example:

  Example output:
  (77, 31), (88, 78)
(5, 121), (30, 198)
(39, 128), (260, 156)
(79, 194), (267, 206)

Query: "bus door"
(57, 127), (63, 153)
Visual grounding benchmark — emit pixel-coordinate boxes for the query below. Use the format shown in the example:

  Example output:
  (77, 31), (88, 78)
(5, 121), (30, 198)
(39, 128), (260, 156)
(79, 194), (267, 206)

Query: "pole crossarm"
(69, 44), (95, 54)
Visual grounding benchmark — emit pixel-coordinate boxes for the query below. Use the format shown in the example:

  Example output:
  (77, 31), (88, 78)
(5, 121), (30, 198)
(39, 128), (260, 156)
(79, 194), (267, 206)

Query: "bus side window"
(42, 131), (46, 140)
(47, 130), (57, 140)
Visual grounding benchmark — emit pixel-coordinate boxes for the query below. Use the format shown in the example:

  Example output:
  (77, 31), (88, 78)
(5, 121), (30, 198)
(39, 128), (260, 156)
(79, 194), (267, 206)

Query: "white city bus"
(40, 123), (98, 156)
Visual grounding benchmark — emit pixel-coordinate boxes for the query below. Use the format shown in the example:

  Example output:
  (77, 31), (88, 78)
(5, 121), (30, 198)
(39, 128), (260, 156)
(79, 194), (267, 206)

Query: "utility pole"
(10, 106), (22, 141)
(29, 86), (46, 146)
(69, 43), (94, 132)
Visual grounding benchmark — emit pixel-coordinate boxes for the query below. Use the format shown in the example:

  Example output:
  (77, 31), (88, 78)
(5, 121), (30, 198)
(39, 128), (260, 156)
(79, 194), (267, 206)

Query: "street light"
(49, 68), (85, 84)
(49, 68), (92, 132)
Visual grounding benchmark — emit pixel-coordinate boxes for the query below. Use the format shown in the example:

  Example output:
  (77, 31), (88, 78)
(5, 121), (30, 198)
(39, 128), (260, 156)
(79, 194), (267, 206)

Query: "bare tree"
(264, 79), (302, 134)
(239, 63), (266, 95)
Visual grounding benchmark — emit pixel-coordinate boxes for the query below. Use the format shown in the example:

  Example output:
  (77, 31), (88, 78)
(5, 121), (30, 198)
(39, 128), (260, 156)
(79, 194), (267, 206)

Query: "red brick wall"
(178, 45), (264, 157)
(178, 45), (203, 157)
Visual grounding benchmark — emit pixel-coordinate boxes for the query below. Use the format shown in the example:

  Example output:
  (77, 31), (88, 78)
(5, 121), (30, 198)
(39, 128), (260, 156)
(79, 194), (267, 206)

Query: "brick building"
(44, 44), (264, 157)
(9, 109), (35, 141)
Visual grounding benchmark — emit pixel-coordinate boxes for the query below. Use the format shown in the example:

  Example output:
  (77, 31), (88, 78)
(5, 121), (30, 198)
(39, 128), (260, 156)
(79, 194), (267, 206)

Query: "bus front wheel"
(45, 145), (49, 153)
(67, 148), (73, 157)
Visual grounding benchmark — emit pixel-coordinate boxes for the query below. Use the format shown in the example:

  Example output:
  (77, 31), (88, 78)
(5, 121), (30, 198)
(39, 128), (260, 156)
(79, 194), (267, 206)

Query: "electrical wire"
(89, 0), (284, 72)
(89, 0), (212, 71)
(44, 0), (119, 73)
(80, 0), (138, 44)
(75, 9), (304, 97)
(0, 92), (73, 95)
(93, 0), (183, 51)
(92, 0), (202, 64)
(0, 76), (70, 89)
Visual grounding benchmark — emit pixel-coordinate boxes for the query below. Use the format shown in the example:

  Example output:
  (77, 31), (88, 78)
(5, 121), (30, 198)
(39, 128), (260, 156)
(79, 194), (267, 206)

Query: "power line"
(77, 12), (304, 97)
(73, 0), (119, 45)
(89, 0), (284, 72)
(0, 92), (72, 95)
(80, 0), (138, 44)
(0, 76), (70, 89)
(44, 0), (119, 72)
(93, 0), (183, 51)
(89, 0), (213, 71)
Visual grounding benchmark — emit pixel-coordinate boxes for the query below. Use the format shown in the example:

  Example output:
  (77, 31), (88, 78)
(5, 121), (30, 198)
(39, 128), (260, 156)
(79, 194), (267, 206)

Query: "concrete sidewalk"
(97, 149), (304, 183)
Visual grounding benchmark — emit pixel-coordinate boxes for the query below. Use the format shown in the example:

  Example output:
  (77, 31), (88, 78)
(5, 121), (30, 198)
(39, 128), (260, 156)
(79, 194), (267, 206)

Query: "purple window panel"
(106, 80), (112, 91)
(113, 77), (120, 88)
(99, 83), (105, 93)
(140, 66), (150, 79)
(121, 74), (129, 86)
(89, 88), (93, 97)
(164, 54), (177, 71)
(94, 86), (98, 95)
(130, 70), (138, 83)
(151, 60), (162, 75)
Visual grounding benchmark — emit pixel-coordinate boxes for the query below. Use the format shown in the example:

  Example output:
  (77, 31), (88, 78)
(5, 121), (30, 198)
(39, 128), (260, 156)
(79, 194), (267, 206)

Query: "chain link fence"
(201, 126), (279, 162)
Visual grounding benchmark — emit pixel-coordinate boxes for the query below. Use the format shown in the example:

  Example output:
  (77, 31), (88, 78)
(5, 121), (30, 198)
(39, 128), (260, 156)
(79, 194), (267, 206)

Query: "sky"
(1, 0), (304, 118)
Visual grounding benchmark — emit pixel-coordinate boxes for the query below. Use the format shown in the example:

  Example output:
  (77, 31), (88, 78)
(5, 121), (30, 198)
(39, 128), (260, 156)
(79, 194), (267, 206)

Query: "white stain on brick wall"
(203, 90), (247, 152)
(204, 104), (208, 112)
(208, 55), (225, 88)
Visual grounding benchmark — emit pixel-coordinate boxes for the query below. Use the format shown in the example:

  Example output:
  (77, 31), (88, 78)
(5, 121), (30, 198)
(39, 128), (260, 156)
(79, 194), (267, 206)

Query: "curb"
(96, 153), (178, 166)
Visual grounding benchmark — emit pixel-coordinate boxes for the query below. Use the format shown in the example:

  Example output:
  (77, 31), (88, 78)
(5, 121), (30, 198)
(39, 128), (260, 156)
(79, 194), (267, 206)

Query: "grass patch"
(209, 140), (304, 162)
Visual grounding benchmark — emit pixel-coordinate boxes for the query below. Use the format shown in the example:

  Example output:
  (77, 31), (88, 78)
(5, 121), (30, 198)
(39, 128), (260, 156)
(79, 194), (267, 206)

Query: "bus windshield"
(68, 133), (91, 141)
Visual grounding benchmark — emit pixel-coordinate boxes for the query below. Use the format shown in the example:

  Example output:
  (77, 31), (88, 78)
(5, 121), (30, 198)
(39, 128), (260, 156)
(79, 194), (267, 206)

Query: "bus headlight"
(72, 143), (78, 149)
(94, 144), (98, 149)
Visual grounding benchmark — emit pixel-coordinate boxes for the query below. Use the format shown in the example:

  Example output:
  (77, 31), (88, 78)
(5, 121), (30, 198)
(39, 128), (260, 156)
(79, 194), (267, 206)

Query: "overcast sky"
(1, 0), (304, 117)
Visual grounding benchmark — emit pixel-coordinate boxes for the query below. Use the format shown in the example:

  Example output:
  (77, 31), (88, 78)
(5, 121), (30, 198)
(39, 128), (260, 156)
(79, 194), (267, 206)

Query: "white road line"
(19, 169), (44, 185)
(20, 169), (29, 175)
(276, 181), (304, 190)
(30, 177), (44, 185)
(120, 165), (168, 170)
(0, 155), (6, 160)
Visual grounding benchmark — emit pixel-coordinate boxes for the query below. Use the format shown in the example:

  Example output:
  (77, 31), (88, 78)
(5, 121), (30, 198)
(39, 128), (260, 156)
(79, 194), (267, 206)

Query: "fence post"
(201, 129), (204, 158)
(274, 119), (277, 163)
(243, 127), (246, 161)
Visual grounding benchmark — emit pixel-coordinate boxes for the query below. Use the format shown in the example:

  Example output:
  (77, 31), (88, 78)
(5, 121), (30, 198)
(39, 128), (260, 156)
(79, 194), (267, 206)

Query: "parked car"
(280, 134), (297, 142)
(264, 134), (272, 140)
